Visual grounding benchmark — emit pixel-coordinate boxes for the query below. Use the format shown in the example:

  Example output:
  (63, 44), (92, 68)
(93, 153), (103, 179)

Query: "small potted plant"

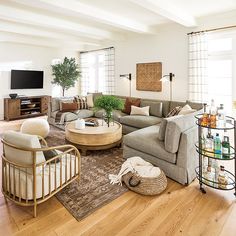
(94, 95), (124, 127)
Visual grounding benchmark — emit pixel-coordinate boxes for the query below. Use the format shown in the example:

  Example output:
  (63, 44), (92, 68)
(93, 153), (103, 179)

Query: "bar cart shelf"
(195, 114), (236, 196)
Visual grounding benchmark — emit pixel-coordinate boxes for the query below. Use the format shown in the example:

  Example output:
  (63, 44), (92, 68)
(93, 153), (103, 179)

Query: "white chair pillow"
(178, 104), (196, 115)
(130, 105), (150, 116)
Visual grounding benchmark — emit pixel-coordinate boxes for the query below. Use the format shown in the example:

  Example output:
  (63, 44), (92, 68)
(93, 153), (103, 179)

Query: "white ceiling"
(0, 0), (235, 50)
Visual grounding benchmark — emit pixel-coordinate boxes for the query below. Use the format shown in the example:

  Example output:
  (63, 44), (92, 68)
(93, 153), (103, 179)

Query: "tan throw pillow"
(166, 106), (182, 117)
(60, 102), (78, 112)
(130, 105), (150, 116)
(178, 104), (196, 115)
(86, 94), (94, 108)
(123, 98), (141, 114)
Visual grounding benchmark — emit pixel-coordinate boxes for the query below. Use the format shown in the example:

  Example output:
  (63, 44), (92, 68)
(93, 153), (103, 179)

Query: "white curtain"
(80, 47), (115, 95)
(188, 32), (208, 102)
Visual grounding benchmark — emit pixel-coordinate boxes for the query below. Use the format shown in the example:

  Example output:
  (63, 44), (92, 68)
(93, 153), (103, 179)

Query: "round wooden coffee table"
(65, 119), (122, 155)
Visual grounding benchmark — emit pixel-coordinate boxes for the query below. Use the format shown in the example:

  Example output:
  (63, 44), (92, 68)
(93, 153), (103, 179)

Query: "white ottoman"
(21, 118), (50, 138)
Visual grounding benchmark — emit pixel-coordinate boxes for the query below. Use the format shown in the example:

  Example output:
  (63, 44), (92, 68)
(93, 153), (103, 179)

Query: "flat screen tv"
(11, 70), (44, 89)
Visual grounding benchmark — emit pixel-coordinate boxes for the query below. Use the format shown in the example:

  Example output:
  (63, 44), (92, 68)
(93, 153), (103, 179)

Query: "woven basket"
(122, 170), (167, 196)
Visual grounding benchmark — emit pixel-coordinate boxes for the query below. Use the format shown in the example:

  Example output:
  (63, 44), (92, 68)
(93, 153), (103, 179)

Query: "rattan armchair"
(1, 130), (81, 217)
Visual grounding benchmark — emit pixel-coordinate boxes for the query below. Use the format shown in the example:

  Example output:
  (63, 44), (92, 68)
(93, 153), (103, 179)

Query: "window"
(188, 30), (236, 113)
(207, 33), (234, 113)
(80, 47), (115, 95)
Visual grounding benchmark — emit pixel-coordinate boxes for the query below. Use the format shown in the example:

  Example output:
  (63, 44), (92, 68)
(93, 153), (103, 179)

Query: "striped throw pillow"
(74, 96), (89, 110)
(166, 106), (182, 117)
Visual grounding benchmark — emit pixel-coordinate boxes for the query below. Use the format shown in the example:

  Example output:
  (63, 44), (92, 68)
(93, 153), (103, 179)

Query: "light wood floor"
(1, 120), (236, 236)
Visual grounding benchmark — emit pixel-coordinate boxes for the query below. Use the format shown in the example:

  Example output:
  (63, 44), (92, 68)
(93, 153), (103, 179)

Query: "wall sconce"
(120, 73), (132, 97)
(160, 72), (175, 101)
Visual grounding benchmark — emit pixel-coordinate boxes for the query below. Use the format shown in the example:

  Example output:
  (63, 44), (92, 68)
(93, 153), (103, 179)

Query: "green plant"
(94, 95), (124, 127)
(51, 57), (81, 96)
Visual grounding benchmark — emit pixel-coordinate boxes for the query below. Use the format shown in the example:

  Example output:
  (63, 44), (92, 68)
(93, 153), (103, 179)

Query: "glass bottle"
(218, 104), (225, 127)
(205, 129), (214, 157)
(218, 166), (228, 189)
(201, 103), (209, 127)
(214, 133), (222, 158)
(209, 99), (217, 128)
(222, 136), (230, 159)
(204, 165), (214, 186)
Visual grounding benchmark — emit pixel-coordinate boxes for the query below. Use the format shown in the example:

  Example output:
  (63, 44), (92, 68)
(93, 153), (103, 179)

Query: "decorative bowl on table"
(27, 104), (36, 108)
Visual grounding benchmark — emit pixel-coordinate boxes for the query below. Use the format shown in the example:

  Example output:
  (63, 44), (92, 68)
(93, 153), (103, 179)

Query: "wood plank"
(0, 120), (236, 236)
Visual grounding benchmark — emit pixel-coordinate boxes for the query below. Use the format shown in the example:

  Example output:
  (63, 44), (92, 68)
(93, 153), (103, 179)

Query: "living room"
(1, 0), (236, 235)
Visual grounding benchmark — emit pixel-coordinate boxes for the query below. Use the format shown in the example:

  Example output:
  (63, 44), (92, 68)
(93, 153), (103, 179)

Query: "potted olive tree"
(94, 95), (124, 127)
(51, 57), (81, 96)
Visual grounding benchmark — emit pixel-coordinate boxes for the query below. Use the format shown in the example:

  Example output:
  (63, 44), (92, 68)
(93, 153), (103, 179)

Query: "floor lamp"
(160, 73), (175, 101)
(120, 73), (132, 97)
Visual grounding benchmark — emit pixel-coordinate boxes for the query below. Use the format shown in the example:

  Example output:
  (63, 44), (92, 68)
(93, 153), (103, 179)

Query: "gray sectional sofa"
(48, 95), (202, 185)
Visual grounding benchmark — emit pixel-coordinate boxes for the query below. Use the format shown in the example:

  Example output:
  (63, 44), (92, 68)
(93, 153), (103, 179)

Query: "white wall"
(0, 43), (79, 120)
(112, 10), (236, 102)
(114, 25), (189, 101)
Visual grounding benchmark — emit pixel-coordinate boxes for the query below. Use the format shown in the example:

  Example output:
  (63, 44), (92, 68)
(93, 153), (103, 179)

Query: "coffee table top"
(65, 119), (121, 135)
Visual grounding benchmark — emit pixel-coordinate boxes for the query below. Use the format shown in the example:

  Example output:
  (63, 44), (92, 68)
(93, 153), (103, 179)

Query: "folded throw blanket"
(109, 156), (161, 185)
(55, 111), (77, 125)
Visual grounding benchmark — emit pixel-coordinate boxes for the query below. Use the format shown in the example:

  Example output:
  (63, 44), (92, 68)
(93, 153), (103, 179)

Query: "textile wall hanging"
(136, 62), (162, 92)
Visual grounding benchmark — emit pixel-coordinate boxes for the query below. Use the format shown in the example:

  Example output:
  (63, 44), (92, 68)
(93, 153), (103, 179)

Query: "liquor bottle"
(205, 129), (214, 157)
(222, 136), (230, 159)
(218, 166), (228, 189)
(211, 159), (219, 187)
(217, 104), (225, 127)
(201, 103), (209, 127)
(209, 99), (217, 128)
(204, 165), (214, 186)
(214, 133), (222, 158)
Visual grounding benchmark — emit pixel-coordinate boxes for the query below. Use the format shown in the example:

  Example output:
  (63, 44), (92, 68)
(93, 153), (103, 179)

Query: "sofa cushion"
(113, 110), (127, 122)
(123, 125), (176, 164)
(64, 112), (78, 122)
(165, 113), (196, 153)
(76, 109), (94, 119)
(120, 115), (162, 129)
(158, 115), (184, 141)
(141, 100), (162, 117)
(130, 105), (150, 116)
(123, 98), (141, 114)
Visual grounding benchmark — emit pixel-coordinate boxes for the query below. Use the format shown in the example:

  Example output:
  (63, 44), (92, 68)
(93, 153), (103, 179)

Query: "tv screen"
(11, 70), (44, 89)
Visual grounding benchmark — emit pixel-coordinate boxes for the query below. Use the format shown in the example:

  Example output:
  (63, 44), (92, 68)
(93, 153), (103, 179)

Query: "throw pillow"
(59, 98), (74, 111)
(166, 106), (182, 117)
(130, 105), (150, 116)
(60, 102), (78, 112)
(123, 98), (141, 114)
(74, 96), (89, 109)
(178, 104), (196, 115)
(43, 149), (60, 164)
(86, 94), (94, 108)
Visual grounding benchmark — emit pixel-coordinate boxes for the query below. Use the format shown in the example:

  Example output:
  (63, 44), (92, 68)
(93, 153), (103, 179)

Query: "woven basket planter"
(122, 170), (167, 196)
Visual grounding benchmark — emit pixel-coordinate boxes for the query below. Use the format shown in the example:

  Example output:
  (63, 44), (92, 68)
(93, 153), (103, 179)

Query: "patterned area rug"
(46, 126), (128, 221)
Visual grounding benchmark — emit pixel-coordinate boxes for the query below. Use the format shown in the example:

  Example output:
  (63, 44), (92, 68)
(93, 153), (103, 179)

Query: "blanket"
(55, 111), (77, 125)
(109, 156), (161, 185)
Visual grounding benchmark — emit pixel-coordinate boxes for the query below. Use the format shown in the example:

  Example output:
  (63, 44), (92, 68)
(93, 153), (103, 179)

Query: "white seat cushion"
(4, 153), (79, 200)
